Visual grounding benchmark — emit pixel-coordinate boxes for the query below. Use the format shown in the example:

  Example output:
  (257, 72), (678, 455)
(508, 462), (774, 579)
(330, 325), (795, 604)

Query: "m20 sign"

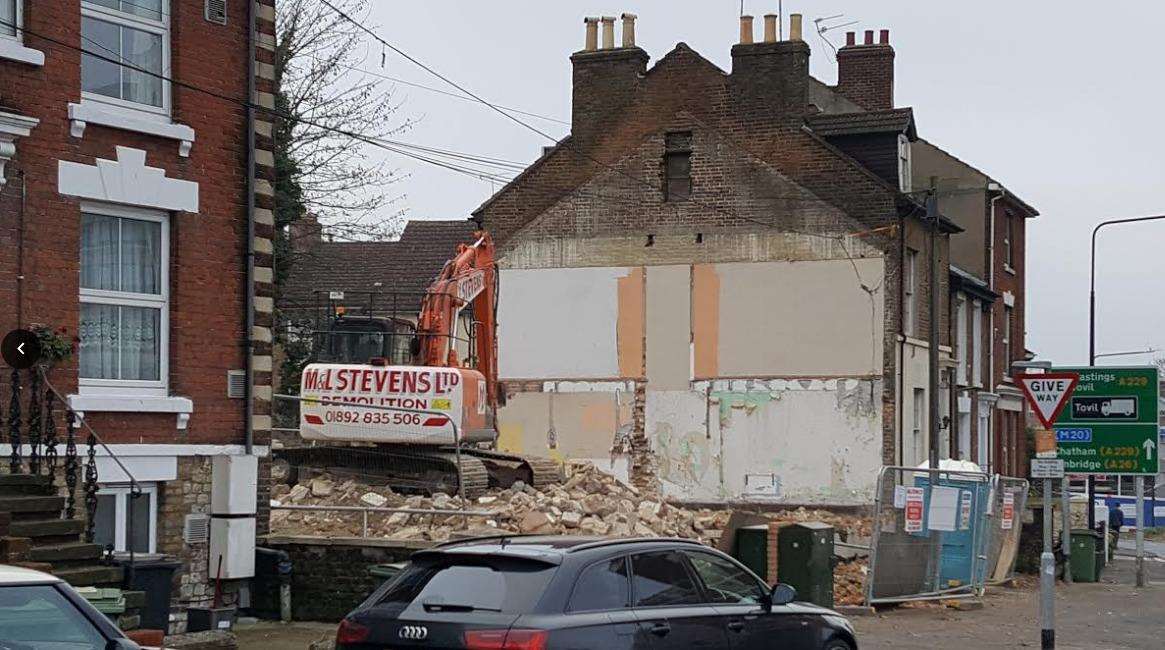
(1050, 367), (1160, 476)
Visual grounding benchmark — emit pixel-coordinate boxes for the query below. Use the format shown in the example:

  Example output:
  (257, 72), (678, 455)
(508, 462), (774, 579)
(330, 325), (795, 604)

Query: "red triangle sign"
(1016, 372), (1080, 429)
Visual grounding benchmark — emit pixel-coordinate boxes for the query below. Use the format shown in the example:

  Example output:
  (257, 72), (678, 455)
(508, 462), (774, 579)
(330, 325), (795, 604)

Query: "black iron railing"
(2, 368), (139, 546)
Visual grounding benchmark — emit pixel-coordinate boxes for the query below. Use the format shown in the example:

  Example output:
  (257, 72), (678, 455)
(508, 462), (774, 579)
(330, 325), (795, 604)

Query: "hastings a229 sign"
(1051, 367), (1160, 475)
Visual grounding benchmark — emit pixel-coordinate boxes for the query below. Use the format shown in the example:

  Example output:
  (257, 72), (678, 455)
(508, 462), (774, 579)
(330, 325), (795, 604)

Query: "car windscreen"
(369, 555), (557, 616)
(0, 584), (109, 649)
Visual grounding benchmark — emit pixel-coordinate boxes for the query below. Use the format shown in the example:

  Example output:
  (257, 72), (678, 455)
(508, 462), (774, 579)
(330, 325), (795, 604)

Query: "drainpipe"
(897, 208), (906, 467)
(244, 0), (257, 454)
(986, 182), (1003, 472)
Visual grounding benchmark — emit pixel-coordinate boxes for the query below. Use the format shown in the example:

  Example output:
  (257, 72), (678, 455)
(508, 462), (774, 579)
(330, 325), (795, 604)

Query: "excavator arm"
(415, 231), (498, 412)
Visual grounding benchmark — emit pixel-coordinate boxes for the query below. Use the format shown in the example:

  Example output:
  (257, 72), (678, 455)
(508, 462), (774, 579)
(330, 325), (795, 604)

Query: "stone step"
(0, 511), (10, 537)
(0, 474), (57, 496)
(30, 541), (105, 564)
(54, 564), (124, 588)
(0, 495), (66, 518)
(9, 517), (86, 543)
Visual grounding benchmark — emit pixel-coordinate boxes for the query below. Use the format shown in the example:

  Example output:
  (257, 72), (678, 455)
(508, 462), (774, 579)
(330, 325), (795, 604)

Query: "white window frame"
(912, 387), (926, 466)
(78, 202), (170, 396)
(904, 248), (918, 337)
(0, 0), (44, 66)
(956, 294), (968, 386)
(96, 482), (158, 554)
(80, 0), (171, 118)
(1002, 306), (1013, 378)
(971, 299), (983, 387)
(0, 0), (20, 40)
(897, 133), (912, 193)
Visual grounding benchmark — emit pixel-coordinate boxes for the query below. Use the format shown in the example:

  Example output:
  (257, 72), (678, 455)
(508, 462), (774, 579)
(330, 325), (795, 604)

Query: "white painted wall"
(498, 267), (627, 378)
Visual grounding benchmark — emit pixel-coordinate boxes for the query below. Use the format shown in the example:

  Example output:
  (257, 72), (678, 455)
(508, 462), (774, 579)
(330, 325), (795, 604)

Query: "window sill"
(68, 101), (195, 157)
(67, 394), (193, 430)
(0, 38), (44, 66)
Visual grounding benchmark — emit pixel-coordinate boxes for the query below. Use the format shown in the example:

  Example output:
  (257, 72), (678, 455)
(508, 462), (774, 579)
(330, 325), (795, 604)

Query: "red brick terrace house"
(1, 0), (276, 634)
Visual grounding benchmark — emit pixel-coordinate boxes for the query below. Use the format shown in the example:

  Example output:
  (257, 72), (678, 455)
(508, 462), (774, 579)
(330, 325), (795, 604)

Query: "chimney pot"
(763, 14), (777, 43)
(583, 17), (598, 52)
(789, 13), (803, 41)
(601, 16), (616, 49)
(864, 30), (874, 45)
(846, 31), (856, 46)
(739, 15), (754, 44)
(879, 29), (890, 44)
(621, 13), (638, 48)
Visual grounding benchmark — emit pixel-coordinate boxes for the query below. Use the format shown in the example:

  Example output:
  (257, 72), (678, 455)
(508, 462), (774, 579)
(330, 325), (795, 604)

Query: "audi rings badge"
(399, 625), (429, 640)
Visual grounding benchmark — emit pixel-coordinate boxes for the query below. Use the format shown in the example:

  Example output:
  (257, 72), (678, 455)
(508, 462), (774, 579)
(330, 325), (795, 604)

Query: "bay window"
(81, 0), (169, 113)
(79, 206), (169, 392)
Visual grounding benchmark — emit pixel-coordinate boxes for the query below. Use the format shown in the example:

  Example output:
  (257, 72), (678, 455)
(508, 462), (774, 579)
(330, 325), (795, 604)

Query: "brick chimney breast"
(836, 29), (895, 111)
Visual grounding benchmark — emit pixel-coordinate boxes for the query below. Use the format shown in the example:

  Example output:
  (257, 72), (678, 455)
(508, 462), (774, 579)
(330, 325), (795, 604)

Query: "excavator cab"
(316, 314), (417, 366)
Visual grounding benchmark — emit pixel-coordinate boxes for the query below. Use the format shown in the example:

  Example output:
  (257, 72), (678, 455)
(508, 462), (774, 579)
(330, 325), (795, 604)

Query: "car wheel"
(824, 640), (853, 650)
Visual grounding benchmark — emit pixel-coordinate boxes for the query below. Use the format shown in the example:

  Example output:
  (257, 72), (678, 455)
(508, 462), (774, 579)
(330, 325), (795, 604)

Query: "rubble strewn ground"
(269, 460), (870, 604)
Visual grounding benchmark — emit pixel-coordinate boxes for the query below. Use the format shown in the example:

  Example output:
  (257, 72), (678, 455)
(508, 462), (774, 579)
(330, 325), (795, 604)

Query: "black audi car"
(335, 535), (857, 650)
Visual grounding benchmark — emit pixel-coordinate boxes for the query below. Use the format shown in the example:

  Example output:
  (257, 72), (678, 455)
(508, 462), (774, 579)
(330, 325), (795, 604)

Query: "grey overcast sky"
(352, 0), (1165, 368)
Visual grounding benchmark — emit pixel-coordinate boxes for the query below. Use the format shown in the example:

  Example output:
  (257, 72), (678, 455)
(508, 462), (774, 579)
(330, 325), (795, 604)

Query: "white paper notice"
(893, 485), (907, 508)
(927, 485), (960, 532)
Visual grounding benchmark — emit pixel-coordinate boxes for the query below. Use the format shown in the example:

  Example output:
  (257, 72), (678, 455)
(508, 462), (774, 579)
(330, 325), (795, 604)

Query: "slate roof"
(279, 219), (479, 317)
(806, 108), (917, 139)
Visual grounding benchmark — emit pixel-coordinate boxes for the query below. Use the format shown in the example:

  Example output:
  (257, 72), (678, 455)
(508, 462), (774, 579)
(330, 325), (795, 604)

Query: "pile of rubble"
(269, 460), (870, 603)
(271, 461), (733, 545)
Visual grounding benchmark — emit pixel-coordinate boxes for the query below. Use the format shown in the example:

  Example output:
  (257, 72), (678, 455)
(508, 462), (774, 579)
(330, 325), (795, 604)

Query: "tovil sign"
(1016, 372), (1080, 429)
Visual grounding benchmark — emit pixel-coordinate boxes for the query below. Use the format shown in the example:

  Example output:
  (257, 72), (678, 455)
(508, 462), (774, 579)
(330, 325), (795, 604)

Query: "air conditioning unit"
(205, 0), (227, 25)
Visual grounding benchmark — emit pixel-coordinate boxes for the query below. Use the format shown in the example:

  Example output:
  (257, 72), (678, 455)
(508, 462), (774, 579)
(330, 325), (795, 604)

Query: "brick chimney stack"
(729, 13), (810, 124)
(290, 213), (322, 251)
(571, 14), (649, 141)
(836, 28), (895, 110)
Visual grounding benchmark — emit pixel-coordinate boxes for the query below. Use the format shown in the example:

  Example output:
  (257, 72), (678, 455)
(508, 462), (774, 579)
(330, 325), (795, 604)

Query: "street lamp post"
(1087, 214), (1165, 534)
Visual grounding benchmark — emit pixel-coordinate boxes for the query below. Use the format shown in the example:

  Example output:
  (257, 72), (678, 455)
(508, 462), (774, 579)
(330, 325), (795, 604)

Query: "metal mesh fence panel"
(866, 465), (995, 604)
(984, 475), (1030, 585)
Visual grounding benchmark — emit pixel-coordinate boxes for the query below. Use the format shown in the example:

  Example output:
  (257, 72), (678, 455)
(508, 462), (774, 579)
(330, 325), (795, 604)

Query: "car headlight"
(823, 615), (855, 634)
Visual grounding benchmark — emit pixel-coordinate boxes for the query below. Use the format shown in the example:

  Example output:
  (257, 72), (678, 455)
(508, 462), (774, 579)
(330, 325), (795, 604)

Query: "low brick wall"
(261, 536), (432, 622)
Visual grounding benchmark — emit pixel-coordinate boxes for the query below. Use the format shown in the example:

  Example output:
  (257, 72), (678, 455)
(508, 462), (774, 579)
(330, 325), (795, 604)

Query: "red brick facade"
(992, 198), (1030, 477)
(0, 1), (252, 443)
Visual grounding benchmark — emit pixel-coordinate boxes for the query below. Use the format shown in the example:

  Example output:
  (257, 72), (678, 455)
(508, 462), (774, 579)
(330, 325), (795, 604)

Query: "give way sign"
(1016, 372), (1080, 429)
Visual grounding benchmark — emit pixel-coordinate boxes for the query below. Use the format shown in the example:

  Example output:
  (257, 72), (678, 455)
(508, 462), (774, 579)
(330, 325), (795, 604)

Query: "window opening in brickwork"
(897, 133), (912, 193)
(912, 387), (926, 467)
(904, 248), (919, 337)
(81, 0), (170, 113)
(1002, 305), (1013, 375)
(1003, 210), (1015, 270)
(971, 299), (983, 387)
(79, 205), (169, 393)
(94, 482), (157, 553)
(664, 132), (692, 202)
(956, 294), (968, 385)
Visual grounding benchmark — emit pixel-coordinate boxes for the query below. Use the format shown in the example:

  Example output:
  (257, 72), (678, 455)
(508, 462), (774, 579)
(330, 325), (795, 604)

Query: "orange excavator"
(283, 231), (561, 497)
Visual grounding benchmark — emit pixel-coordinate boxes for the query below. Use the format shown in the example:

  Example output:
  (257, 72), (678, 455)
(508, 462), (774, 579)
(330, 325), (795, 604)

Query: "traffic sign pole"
(1136, 476), (1145, 587)
(1041, 477), (1055, 650)
(1061, 476), (1072, 585)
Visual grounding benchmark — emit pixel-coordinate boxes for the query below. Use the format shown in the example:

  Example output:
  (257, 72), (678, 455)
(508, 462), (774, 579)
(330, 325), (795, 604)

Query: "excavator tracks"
(276, 446), (490, 498)
(459, 448), (564, 488)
